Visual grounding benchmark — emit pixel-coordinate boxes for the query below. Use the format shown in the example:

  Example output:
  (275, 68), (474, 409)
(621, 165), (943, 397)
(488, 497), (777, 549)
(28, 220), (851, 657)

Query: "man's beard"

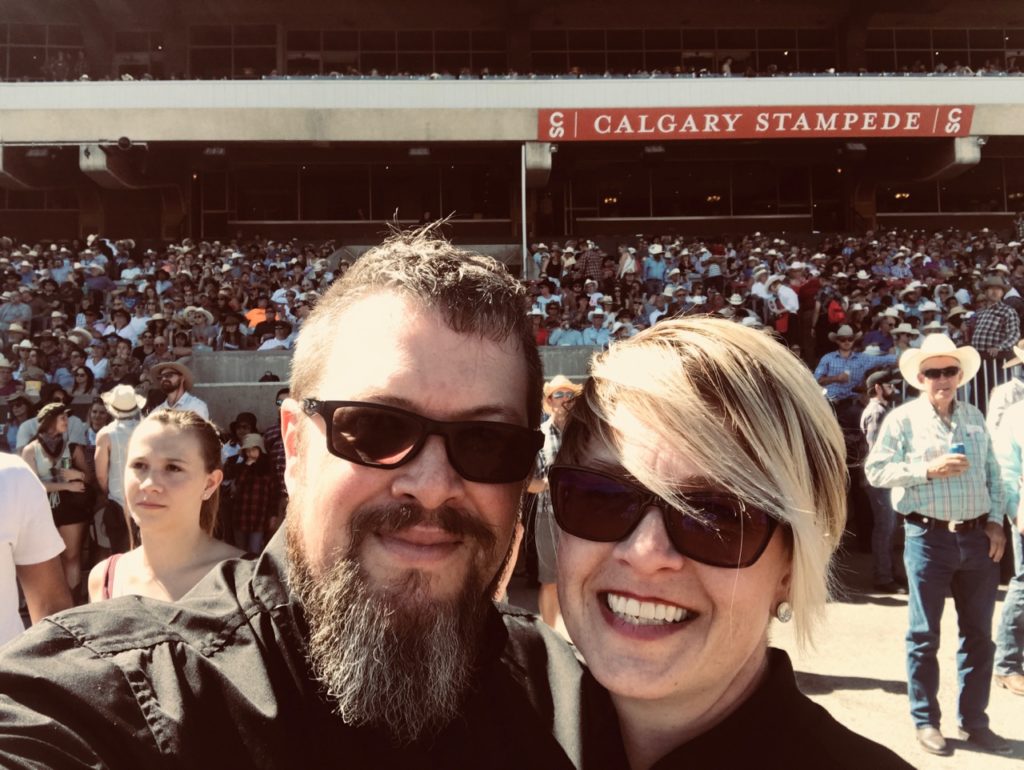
(285, 498), (517, 745)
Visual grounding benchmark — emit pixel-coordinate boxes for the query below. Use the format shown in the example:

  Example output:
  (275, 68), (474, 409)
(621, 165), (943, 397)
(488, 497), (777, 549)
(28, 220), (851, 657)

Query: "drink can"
(949, 442), (966, 455)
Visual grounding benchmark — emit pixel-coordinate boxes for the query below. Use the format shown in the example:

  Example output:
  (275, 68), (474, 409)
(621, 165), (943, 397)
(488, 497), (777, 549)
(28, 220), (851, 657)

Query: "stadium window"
(969, 29), (1005, 49)
(1006, 29), (1024, 48)
(441, 164), (513, 220)
(8, 47), (45, 79)
(190, 26), (231, 46)
(190, 48), (232, 79)
(645, 50), (681, 71)
(234, 48), (276, 77)
(939, 158), (1004, 212)
(864, 50), (896, 72)
(895, 50), (932, 71)
(287, 30), (321, 52)
(323, 51), (358, 74)
(396, 52), (432, 74)
(567, 30), (605, 52)
(472, 52), (507, 73)
(650, 164), (692, 217)
(361, 31), (396, 51)
(9, 24), (45, 46)
(201, 172), (228, 212)
(607, 51), (644, 73)
(436, 30), (471, 51)
(758, 29), (796, 49)
(797, 50), (836, 72)
(777, 166), (811, 213)
(757, 49), (793, 73)
(969, 49), (1003, 69)
(530, 30), (567, 51)
(932, 29), (968, 49)
(323, 31), (358, 51)
(397, 31), (433, 51)
(731, 162), (778, 215)
(45, 189), (78, 211)
(568, 51), (605, 74)
(436, 51), (471, 74)
(0, 47), (6, 78)
(234, 167), (298, 221)
(472, 30), (505, 51)
(361, 52), (397, 75)
(877, 182), (938, 213)
(370, 164), (440, 221)
(644, 29), (680, 51)
(717, 29), (756, 49)
(797, 29), (835, 49)
(607, 29), (643, 51)
(1005, 159), (1024, 210)
(682, 52), (714, 73)
(865, 29), (894, 50)
(933, 50), (968, 71)
(115, 30), (151, 53)
(47, 26), (81, 46)
(894, 29), (931, 49)
(300, 165), (370, 221)
(531, 52), (566, 75)
(233, 25), (276, 46)
(287, 53), (321, 76)
(682, 29), (716, 49)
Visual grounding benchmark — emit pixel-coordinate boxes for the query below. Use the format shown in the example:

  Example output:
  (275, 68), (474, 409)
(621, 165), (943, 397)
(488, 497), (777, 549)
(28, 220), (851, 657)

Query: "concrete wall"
(190, 345), (598, 428)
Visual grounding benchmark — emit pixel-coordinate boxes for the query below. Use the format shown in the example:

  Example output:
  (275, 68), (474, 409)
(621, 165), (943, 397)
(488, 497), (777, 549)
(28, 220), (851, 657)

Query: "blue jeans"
(994, 524), (1024, 676)
(864, 482), (898, 584)
(904, 520), (998, 730)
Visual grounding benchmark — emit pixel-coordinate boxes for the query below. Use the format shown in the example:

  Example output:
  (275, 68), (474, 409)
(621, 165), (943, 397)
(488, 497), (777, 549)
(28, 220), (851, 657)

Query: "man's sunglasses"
(548, 465), (779, 568)
(921, 365), (960, 380)
(301, 399), (543, 484)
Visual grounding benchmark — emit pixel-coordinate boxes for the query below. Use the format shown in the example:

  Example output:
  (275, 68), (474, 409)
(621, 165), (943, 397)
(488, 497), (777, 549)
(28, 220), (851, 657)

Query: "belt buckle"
(946, 520), (958, 533)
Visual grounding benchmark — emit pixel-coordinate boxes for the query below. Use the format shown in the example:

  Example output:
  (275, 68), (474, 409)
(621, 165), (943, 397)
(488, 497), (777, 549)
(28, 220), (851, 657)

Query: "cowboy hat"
(982, 275), (1009, 291)
(151, 362), (194, 390)
(726, 293), (745, 306)
(891, 323), (920, 337)
(921, 320), (945, 333)
(945, 305), (968, 321)
(898, 334), (981, 386)
(542, 374), (582, 415)
(184, 306), (215, 326)
(101, 383), (146, 417)
(1005, 339), (1024, 369)
(0, 355), (13, 369)
(240, 433), (266, 452)
(6, 323), (27, 336)
(828, 325), (863, 342)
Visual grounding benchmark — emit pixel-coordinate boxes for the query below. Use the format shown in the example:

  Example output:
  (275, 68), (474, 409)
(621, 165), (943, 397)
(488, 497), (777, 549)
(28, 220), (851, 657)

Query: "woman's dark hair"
(72, 366), (95, 394)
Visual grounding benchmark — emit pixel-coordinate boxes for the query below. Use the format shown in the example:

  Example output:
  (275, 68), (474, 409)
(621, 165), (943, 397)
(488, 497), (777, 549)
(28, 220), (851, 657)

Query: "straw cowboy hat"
(101, 384), (147, 417)
(898, 334), (980, 386)
(891, 323), (920, 338)
(1005, 339), (1024, 369)
(240, 433), (266, 453)
(0, 355), (13, 369)
(151, 362), (194, 390)
(542, 375), (582, 415)
(828, 325), (863, 342)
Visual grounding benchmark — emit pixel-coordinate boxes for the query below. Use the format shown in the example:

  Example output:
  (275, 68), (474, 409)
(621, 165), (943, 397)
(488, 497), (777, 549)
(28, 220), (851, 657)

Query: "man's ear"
(280, 398), (304, 496)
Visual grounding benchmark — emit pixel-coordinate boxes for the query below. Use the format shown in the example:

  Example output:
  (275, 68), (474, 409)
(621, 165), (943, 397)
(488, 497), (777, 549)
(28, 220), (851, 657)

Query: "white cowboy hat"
(727, 293), (745, 306)
(891, 323), (920, 337)
(1005, 339), (1024, 369)
(828, 325), (863, 342)
(921, 320), (945, 333)
(0, 354), (13, 369)
(101, 383), (147, 417)
(898, 334), (980, 386)
(918, 301), (939, 313)
(861, 345), (883, 356)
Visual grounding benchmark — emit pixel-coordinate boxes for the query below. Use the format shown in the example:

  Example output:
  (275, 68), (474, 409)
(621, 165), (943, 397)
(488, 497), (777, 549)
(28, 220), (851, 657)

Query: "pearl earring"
(775, 601), (793, 623)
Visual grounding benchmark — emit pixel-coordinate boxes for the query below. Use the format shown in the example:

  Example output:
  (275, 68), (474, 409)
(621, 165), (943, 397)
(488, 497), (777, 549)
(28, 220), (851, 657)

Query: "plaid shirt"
(814, 351), (897, 401)
(864, 396), (1004, 524)
(533, 418), (562, 519)
(230, 460), (280, 533)
(970, 301), (1020, 352)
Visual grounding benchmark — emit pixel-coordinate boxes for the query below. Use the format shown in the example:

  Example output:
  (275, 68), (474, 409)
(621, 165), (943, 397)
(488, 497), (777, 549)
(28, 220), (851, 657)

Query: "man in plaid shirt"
(971, 275), (1021, 411)
(865, 334), (1009, 757)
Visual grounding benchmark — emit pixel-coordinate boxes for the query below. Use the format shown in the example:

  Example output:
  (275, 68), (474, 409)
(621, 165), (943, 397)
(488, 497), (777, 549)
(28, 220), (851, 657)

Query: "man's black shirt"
(0, 532), (621, 769)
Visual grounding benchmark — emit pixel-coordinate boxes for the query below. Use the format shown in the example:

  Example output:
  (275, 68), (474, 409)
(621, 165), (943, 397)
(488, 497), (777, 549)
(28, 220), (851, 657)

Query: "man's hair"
(290, 225), (543, 428)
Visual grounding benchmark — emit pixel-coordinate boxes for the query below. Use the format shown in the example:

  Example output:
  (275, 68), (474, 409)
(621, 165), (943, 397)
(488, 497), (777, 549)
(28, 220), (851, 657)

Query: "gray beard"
(285, 501), (512, 745)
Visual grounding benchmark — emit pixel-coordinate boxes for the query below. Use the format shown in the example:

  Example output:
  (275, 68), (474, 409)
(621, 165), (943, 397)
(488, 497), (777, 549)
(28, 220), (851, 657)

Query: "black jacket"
(0, 532), (620, 770)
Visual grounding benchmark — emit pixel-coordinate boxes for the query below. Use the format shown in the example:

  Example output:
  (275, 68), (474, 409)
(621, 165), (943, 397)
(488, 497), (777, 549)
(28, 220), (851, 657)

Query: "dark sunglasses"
(548, 465), (779, 568)
(301, 399), (543, 484)
(921, 365), (960, 380)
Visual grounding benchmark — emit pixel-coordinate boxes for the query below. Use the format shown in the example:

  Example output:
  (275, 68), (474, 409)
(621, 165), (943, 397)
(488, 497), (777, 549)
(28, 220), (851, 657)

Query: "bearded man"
(0, 230), (614, 768)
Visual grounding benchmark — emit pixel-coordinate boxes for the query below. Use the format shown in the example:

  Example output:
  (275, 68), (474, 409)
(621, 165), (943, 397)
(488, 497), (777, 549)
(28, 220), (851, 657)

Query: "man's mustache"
(348, 503), (498, 553)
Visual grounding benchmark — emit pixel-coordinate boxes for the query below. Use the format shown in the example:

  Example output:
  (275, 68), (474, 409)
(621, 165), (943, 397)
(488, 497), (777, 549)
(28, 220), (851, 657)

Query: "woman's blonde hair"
(558, 317), (847, 647)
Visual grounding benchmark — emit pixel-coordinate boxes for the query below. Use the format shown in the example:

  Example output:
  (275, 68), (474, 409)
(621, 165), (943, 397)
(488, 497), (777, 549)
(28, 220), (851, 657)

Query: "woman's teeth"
(606, 592), (691, 625)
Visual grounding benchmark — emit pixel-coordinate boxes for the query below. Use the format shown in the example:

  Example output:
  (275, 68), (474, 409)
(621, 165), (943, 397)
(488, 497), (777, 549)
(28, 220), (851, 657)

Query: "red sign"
(539, 105), (974, 141)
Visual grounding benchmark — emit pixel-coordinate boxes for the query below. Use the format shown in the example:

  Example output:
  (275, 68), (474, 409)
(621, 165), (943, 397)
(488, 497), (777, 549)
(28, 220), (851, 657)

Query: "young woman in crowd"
(20, 402), (93, 595)
(88, 409), (244, 602)
(69, 365), (97, 403)
(1, 394), (34, 453)
(551, 318), (912, 769)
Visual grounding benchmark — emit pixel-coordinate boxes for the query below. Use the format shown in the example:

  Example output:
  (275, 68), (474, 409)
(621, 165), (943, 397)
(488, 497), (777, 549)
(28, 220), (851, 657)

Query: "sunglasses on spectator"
(836, 337), (854, 343)
(301, 399), (543, 484)
(549, 390), (576, 400)
(921, 366), (960, 380)
(548, 465), (779, 568)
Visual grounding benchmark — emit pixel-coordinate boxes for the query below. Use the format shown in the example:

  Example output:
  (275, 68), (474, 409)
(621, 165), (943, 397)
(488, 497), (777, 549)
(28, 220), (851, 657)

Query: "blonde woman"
(552, 318), (911, 769)
(88, 410), (243, 602)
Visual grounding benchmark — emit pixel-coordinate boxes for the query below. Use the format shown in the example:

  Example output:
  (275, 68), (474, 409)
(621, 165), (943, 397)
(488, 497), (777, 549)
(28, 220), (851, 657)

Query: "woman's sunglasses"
(301, 399), (543, 484)
(548, 465), (779, 568)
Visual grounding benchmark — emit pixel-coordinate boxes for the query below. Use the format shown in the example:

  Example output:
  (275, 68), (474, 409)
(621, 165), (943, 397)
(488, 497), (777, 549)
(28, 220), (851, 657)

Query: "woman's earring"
(775, 601), (793, 623)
